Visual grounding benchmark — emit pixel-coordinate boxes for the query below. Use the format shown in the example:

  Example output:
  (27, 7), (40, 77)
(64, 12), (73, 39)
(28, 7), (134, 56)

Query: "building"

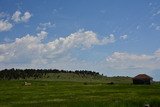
(132, 74), (153, 85)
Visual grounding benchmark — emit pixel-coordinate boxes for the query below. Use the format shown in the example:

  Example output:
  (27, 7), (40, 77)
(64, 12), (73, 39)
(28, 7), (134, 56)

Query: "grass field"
(0, 79), (160, 107)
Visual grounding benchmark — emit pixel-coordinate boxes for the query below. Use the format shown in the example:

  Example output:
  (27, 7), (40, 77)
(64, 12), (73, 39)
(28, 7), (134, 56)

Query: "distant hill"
(0, 68), (132, 83)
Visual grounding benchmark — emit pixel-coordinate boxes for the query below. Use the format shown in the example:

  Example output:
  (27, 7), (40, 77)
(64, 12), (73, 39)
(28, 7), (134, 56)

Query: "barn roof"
(133, 74), (153, 80)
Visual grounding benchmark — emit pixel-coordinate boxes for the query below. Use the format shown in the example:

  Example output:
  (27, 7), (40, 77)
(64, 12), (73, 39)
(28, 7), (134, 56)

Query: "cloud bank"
(0, 30), (115, 66)
(106, 51), (160, 70)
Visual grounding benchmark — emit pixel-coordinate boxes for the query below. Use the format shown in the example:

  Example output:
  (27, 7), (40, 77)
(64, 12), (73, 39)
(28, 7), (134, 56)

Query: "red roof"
(133, 74), (153, 80)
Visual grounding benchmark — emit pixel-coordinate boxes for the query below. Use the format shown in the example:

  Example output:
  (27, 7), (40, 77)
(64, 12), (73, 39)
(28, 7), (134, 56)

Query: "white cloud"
(106, 51), (160, 70)
(21, 11), (32, 22)
(12, 11), (32, 23)
(0, 20), (13, 32)
(0, 31), (47, 62)
(0, 30), (115, 64)
(120, 35), (127, 40)
(36, 22), (55, 31)
(0, 11), (31, 32)
(106, 52), (153, 62)
(11, 11), (21, 22)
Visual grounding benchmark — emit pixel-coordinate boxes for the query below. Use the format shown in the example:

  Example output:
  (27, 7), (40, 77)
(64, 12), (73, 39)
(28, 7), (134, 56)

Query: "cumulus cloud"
(0, 30), (115, 64)
(36, 22), (55, 31)
(120, 35), (127, 40)
(12, 11), (32, 23)
(11, 11), (21, 22)
(21, 12), (32, 22)
(0, 31), (47, 63)
(0, 11), (31, 32)
(0, 20), (13, 32)
(106, 51), (160, 70)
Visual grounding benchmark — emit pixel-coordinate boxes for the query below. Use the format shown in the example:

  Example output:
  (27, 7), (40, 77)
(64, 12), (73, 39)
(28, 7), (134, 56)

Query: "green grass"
(0, 80), (160, 107)
(27, 73), (132, 84)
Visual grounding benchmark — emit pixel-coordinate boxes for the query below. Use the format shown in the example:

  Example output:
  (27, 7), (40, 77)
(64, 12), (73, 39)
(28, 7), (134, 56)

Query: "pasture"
(0, 80), (160, 107)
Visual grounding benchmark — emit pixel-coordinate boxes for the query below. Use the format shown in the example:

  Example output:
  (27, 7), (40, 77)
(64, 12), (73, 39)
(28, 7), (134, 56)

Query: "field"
(0, 79), (160, 107)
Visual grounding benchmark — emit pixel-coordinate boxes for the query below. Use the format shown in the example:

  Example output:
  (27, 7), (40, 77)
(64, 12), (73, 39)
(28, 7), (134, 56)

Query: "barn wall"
(133, 79), (151, 84)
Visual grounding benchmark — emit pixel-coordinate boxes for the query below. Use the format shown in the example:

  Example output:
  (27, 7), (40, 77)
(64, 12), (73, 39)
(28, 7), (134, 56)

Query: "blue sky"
(0, 0), (160, 80)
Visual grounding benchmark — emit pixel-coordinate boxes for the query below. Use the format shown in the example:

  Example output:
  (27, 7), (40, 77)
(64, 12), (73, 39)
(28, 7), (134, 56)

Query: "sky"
(0, 0), (160, 80)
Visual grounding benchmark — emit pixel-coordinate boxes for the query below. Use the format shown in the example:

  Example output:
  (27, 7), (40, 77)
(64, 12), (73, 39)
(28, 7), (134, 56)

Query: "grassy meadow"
(0, 75), (160, 107)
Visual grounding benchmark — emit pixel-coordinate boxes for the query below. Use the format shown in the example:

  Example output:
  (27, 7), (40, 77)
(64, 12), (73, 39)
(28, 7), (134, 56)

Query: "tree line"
(0, 68), (100, 80)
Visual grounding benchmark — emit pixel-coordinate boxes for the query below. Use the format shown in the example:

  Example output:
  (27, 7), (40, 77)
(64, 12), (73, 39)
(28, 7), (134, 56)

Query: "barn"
(132, 74), (153, 85)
